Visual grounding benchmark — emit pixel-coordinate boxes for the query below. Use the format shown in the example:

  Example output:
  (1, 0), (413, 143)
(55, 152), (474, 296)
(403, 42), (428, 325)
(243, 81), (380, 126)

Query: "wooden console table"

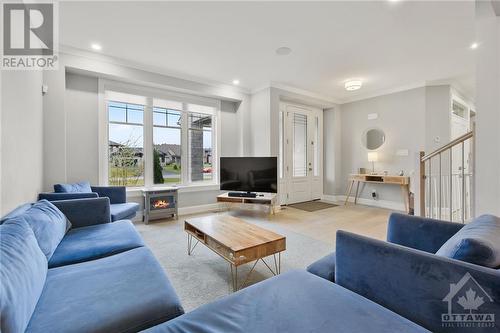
(345, 174), (410, 213)
(217, 192), (277, 214)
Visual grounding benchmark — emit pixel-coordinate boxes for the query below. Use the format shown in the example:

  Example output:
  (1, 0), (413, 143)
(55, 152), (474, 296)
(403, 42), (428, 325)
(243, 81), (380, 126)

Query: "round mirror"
(362, 128), (385, 150)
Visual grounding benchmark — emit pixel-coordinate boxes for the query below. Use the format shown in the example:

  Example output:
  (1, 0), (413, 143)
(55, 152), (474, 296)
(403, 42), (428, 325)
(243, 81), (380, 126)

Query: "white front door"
(280, 103), (322, 204)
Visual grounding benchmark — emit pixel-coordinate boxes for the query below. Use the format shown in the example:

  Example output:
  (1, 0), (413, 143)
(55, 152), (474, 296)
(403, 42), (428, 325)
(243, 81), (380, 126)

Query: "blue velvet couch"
(38, 182), (140, 221)
(307, 213), (500, 333)
(1, 198), (183, 333)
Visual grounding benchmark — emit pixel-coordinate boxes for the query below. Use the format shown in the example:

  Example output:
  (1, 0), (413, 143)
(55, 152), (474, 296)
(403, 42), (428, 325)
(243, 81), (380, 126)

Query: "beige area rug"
(288, 200), (338, 212)
(135, 210), (332, 312)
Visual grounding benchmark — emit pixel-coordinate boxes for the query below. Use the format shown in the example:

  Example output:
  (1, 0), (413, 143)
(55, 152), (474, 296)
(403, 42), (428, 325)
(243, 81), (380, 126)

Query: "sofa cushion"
(4, 200), (67, 260)
(54, 181), (92, 193)
(26, 247), (184, 333)
(143, 270), (428, 333)
(0, 202), (33, 224)
(0, 220), (48, 333)
(436, 214), (500, 268)
(48, 220), (145, 268)
(110, 202), (140, 221)
(306, 252), (336, 282)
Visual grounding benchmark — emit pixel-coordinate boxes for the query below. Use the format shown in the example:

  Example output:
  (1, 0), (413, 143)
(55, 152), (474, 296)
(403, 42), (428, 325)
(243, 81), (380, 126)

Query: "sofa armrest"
(38, 192), (98, 201)
(91, 186), (126, 204)
(51, 198), (111, 228)
(387, 213), (464, 253)
(335, 230), (500, 332)
(306, 252), (336, 282)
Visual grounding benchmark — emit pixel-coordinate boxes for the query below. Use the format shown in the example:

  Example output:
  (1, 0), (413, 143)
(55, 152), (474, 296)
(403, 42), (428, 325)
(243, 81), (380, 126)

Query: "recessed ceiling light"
(276, 47), (292, 56)
(470, 42), (479, 50)
(232, 79), (240, 85)
(345, 80), (363, 91)
(91, 43), (102, 51)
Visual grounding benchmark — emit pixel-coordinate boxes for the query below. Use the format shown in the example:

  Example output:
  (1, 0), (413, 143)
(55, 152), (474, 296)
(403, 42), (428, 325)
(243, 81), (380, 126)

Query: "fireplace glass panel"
(150, 195), (176, 211)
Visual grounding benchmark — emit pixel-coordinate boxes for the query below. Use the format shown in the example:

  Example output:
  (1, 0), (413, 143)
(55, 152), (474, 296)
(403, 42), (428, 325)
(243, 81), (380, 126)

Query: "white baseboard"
(321, 194), (339, 203)
(178, 203), (221, 216)
(321, 194), (405, 212)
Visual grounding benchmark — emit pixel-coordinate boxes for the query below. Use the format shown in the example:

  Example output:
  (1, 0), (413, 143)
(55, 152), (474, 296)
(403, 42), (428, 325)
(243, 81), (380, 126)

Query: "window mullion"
(181, 107), (189, 185)
(143, 97), (154, 188)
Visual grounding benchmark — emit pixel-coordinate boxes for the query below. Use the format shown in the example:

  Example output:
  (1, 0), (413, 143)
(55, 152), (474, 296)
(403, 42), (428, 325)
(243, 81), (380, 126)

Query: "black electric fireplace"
(142, 189), (178, 224)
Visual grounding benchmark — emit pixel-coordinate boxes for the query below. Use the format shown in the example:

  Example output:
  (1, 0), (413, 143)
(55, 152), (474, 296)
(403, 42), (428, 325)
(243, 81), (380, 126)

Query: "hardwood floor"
(268, 202), (392, 243)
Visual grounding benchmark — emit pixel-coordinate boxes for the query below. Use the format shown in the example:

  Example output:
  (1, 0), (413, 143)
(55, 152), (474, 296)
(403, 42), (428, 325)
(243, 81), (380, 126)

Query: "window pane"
(109, 102), (144, 125)
(188, 113), (212, 182)
(109, 106), (126, 123)
(153, 110), (167, 126)
(153, 107), (181, 128)
(293, 113), (307, 177)
(108, 123), (144, 187)
(167, 111), (181, 127)
(153, 127), (181, 184)
(128, 109), (143, 124)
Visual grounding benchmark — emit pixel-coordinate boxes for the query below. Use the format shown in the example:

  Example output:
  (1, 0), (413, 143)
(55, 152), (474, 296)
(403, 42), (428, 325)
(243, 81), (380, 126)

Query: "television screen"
(220, 157), (277, 193)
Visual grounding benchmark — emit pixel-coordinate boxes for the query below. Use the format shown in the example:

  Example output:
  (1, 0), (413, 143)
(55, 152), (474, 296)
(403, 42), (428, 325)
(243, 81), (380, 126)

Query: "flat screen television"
(220, 157), (277, 193)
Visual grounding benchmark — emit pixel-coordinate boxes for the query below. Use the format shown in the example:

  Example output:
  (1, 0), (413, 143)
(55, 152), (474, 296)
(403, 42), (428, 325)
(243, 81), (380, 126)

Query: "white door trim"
(280, 102), (323, 204)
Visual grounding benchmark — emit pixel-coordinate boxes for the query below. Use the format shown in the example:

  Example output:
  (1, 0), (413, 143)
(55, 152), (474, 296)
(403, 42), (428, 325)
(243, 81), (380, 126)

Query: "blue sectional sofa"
(3, 198), (499, 333)
(0, 198), (183, 333)
(38, 181), (140, 221)
(307, 213), (500, 332)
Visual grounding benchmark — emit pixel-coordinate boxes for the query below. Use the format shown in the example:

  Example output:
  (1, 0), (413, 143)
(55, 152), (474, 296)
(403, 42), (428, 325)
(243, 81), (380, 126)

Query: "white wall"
(43, 63), (66, 191)
(248, 88), (271, 156)
(65, 73), (99, 184)
(474, 1), (500, 215)
(1, 71), (44, 215)
(425, 86), (451, 151)
(336, 87), (427, 209)
(323, 107), (343, 196)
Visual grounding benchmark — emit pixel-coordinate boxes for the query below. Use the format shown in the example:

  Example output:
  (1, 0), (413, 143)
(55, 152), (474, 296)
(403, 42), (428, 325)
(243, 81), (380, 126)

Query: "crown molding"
(59, 44), (252, 95)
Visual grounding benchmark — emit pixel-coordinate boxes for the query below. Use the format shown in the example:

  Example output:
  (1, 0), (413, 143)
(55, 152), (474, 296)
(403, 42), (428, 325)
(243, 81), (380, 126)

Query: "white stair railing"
(419, 130), (474, 223)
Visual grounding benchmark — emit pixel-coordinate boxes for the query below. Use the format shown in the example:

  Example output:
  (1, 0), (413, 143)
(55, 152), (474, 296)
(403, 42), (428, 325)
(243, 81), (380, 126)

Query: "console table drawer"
(383, 176), (408, 184)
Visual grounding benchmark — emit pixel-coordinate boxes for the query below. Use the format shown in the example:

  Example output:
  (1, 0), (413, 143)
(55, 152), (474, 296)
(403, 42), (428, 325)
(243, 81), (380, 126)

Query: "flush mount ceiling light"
(470, 42), (479, 50)
(275, 47), (292, 56)
(345, 80), (362, 91)
(232, 79), (240, 85)
(91, 43), (102, 51)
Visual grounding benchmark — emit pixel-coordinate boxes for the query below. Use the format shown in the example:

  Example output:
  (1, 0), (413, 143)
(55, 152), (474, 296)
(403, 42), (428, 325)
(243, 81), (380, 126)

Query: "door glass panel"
(293, 113), (307, 177)
(313, 116), (319, 177)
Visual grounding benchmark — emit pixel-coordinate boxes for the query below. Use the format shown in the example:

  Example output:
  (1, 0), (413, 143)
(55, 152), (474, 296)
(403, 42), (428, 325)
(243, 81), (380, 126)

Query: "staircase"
(419, 130), (474, 223)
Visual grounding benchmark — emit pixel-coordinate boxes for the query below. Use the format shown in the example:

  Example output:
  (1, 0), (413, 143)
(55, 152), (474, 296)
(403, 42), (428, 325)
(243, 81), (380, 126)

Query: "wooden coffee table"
(185, 215), (286, 291)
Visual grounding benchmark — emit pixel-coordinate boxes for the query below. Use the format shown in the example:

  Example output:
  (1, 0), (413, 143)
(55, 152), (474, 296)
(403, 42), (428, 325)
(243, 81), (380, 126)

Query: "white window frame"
(98, 79), (221, 190)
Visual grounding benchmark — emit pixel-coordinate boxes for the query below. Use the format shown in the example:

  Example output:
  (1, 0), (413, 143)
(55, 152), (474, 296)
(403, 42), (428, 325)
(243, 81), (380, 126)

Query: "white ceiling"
(60, 1), (476, 103)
